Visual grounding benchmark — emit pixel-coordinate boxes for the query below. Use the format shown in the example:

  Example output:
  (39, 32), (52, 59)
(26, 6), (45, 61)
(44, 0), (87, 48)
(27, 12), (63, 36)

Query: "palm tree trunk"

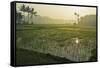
(31, 15), (33, 24)
(28, 12), (29, 24)
(24, 12), (25, 24)
(22, 12), (25, 24)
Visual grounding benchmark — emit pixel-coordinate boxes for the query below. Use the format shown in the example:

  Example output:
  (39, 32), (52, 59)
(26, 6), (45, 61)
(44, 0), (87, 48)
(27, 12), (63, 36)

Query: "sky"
(16, 3), (96, 20)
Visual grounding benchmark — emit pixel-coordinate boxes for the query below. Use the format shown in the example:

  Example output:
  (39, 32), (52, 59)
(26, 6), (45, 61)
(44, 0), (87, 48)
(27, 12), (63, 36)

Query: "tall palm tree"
(30, 8), (34, 24)
(25, 6), (31, 24)
(30, 8), (37, 24)
(74, 12), (80, 24)
(74, 12), (80, 41)
(20, 4), (26, 23)
(16, 12), (23, 24)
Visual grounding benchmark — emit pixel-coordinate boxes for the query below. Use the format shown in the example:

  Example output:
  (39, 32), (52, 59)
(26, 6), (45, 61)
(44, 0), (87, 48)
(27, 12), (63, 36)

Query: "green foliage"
(17, 4), (37, 24)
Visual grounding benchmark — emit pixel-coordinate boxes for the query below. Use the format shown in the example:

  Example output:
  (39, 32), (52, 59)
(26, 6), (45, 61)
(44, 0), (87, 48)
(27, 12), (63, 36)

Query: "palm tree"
(74, 12), (80, 42)
(30, 8), (34, 24)
(74, 12), (80, 24)
(26, 6), (31, 24)
(20, 4), (26, 23)
(30, 8), (37, 24)
(16, 12), (23, 24)
(20, 5), (38, 24)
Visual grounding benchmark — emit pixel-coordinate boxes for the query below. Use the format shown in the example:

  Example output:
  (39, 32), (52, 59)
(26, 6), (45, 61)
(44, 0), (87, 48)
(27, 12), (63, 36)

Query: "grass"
(16, 24), (97, 65)
(16, 48), (74, 65)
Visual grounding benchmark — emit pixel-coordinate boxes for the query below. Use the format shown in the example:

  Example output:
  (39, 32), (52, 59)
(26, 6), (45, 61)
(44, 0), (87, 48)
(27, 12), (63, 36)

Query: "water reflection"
(72, 37), (80, 44)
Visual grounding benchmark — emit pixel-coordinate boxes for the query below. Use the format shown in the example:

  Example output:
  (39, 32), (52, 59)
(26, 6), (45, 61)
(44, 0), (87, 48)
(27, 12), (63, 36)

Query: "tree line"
(79, 15), (96, 27)
(16, 4), (37, 24)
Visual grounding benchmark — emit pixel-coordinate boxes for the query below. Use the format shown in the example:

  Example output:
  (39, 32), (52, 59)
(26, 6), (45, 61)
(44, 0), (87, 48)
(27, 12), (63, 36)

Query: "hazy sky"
(16, 3), (96, 20)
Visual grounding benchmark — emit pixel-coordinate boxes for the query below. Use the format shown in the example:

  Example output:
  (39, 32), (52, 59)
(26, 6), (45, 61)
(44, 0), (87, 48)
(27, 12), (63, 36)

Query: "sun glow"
(75, 38), (79, 44)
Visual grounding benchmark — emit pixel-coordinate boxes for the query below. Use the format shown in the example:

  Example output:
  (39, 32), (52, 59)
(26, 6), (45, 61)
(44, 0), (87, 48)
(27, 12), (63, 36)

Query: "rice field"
(16, 24), (97, 64)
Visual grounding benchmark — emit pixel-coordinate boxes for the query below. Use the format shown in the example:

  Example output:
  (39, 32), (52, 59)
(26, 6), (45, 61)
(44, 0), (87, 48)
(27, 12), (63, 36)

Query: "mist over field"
(15, 3), (97, 65)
